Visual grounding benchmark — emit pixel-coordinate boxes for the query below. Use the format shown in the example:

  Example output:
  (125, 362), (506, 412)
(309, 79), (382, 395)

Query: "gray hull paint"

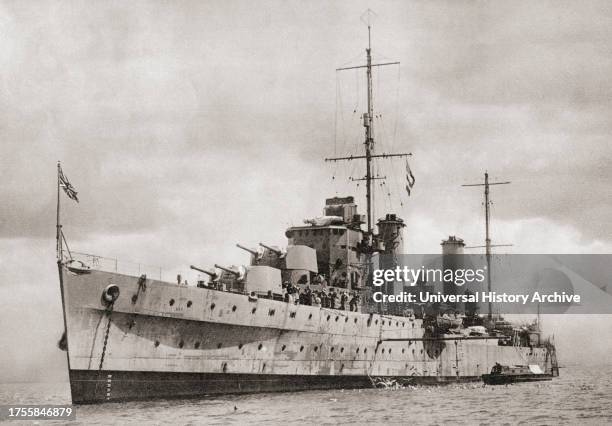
(61, 268), (555, 403)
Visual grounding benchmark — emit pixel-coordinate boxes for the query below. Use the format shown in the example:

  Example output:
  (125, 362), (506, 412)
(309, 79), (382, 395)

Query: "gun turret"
(259, 242), (282, 256)
(190, 265), (218, 280)
(236, 243), (259, 256)
(214, 264), (241, 277)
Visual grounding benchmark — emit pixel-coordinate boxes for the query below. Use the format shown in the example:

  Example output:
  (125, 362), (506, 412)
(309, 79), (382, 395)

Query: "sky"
(0, 0), (611, 382)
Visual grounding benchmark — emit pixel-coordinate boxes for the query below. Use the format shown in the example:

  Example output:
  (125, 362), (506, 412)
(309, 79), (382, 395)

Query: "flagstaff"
(55, 160), (80, 381)
(56, 161), (61, 261)
(56, 162), (79, 262)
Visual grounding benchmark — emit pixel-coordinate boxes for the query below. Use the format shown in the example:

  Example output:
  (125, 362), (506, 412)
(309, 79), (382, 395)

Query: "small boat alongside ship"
(482, 363), (553, 385)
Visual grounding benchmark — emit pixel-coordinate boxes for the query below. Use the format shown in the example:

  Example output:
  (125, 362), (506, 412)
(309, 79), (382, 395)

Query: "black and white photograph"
(1, 1), (611, 424)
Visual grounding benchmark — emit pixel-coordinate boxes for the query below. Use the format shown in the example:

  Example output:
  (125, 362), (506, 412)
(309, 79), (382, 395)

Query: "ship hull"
(70, 370), (373, 403)
(71, 370), (487, 404)
(59, 267), (558, 404)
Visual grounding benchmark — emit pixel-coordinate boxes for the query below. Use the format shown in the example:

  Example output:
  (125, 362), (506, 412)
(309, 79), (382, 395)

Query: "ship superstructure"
(55, 16), (558, 403)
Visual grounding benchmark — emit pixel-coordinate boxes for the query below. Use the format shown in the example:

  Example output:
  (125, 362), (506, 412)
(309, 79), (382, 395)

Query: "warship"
(55, 18), (559, 403)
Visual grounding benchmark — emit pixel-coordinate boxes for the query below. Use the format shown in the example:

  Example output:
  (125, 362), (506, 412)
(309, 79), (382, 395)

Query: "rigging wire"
(338, 50), (369, 69)
(391, 64), (401, 153)
(383, 115), (407, 211)
(333, 71), (339, 193)
(331, 49), (408, 220)
(354, 68), (360, 114)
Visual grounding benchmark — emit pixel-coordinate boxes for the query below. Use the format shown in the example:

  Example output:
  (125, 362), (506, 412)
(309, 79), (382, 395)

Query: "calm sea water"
(1, 365), (611, 425)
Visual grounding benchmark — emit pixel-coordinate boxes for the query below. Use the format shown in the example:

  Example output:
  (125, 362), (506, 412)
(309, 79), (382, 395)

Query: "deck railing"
(64, 250), (165, 281)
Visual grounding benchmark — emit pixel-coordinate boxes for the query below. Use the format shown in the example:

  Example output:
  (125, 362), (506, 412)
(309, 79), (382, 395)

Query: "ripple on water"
(2, 366), (612, 425)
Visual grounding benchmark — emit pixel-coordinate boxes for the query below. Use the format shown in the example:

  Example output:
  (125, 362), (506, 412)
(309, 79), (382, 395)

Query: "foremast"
(325, 11), (411, 253)
(364, 23), (374, 236)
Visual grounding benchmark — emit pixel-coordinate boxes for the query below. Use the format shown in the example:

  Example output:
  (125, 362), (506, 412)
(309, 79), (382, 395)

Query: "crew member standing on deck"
(340, 292), (348, 310)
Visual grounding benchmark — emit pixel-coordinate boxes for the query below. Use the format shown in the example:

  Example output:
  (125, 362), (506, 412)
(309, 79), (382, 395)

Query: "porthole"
(217, 343), (222, 349)
(269, 309), (275, 316)
(364, 348), (368, 354)
(238, 343), (243, 349)
(314, 346), (318, 352)
(340, 364), (345, 372)
(375, 320), (378, 325)
(210, 303), (216, 310)
(252, 307), (257, 314)
(402, 348), (405, 354)
(345, 317), (349, 322)
(232, 305), (237, 312)
(330, 347), (335, 353)
(194, 342), (200, 349)
(420, 349), (423, 354)
(382, 348), (385, 354)
(179, 340), (184, 348)
(290, 312), (296, 318)
(389, 349), (392, 354)
(412, 323), (415, 328)
(262, 363), (266, 372)
(169, 299), (175, 306)
(335, 316), (339, 322)
(258, 343), (263, 350)
(402, 322), (405, 327)
(356, 348), (360, 354)
(412, 349), (415, 354)
(354, 318), (358, 323)
(340, 347), (344, 353)
(308, 314), (313, 320)
(187, 300), (192, 308)
(382, 321), (385, 326)
(327, 315), (331, 321)
(154, 340), (160, 347)
(222, 362), (228, 373)
(300, 345), (304, 352)
(281, 344), (286, 351)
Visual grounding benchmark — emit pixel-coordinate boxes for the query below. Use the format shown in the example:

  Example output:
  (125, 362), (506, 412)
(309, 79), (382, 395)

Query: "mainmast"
(325, 10), (411, 248)
(463, 172), (511, 319)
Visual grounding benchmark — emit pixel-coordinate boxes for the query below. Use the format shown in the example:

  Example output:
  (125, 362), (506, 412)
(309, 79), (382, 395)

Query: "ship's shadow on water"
(2, 366), (612, 425)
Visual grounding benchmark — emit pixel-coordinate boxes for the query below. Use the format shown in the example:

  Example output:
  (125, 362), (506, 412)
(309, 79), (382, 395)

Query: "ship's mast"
(365, 24), (373, 234)
(325, 11), (411, 247)
(56, 161), (62, 261)
(463, 172), (511, 319)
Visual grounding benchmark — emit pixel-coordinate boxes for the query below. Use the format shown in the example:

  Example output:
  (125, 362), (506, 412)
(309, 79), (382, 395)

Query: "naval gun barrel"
(259, 242), (282, 255)
(190, 265), (218, 279)
(236, 243), (258, 256)
(214, 264), (240, 276)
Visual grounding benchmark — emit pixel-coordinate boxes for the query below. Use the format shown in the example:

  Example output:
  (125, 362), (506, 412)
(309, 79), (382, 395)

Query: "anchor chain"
(98, 303), (114, 371)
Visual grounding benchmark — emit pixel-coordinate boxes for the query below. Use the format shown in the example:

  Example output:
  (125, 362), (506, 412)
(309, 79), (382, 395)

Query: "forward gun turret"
(259, 242), (282, 256)
(190, 265), (218, 280)
(214, 264), (242, 277)
(236, 243), (259, 256)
